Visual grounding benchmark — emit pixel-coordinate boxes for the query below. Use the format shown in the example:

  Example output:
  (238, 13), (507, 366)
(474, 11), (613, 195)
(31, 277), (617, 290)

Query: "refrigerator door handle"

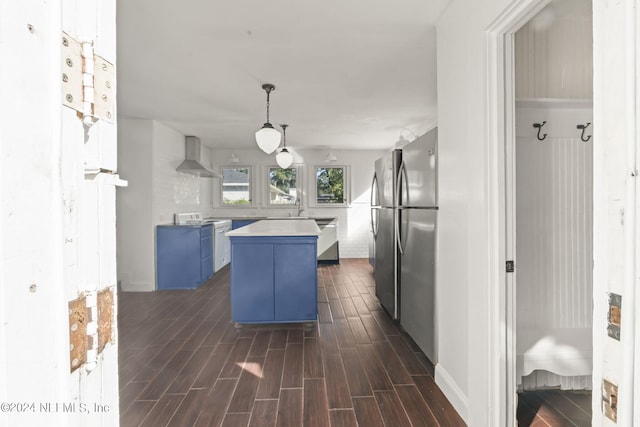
(370, 172), (379, 207)
(371, 207), (379, 238)
(370, 172), (380, 239)
(395, 161), (407, 254)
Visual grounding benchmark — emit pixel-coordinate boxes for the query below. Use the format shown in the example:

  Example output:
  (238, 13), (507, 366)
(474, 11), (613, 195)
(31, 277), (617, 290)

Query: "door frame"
(485, 0), (551, 424)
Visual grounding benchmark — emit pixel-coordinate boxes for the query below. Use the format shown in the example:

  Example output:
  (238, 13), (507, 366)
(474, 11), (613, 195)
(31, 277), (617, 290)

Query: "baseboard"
(120, 281), (155, 292)
(434, 363), (469, 423)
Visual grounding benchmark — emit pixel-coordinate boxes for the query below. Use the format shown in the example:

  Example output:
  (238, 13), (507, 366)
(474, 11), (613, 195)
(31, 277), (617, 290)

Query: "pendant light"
(255, 83), (281, 154)
(276, 124), (293, 169)
(325, 150), (338, 163)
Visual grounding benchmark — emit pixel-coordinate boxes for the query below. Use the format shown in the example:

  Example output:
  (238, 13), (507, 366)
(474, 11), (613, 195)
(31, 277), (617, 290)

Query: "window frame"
(219, 165), (254, 208)
(311, 164), (350, 207)
(265, 164), (303, 208)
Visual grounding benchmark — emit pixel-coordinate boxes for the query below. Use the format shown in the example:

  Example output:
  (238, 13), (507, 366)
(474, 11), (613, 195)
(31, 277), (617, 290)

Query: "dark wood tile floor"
(118, 259), (466, 426)
(517, 390), (592, 426)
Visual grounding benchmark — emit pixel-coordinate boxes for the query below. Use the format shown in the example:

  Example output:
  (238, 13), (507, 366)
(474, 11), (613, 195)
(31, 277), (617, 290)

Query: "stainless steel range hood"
(176, 136), (220, 178)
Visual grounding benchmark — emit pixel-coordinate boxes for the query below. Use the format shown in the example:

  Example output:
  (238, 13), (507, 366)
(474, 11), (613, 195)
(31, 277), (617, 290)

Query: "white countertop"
(226, 219), (321, 237)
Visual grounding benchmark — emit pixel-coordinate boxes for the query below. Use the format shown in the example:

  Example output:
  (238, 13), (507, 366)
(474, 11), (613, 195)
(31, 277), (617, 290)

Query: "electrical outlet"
(607, 292), (621, 340)
(602, 379), (618, 422)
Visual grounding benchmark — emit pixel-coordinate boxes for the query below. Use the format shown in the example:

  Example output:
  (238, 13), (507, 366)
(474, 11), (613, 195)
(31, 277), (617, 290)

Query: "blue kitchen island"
(226, 219), (320, 325)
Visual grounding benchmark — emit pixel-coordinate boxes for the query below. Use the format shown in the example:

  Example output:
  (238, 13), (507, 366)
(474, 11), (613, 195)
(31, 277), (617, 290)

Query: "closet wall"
(514, 2), (593, 390)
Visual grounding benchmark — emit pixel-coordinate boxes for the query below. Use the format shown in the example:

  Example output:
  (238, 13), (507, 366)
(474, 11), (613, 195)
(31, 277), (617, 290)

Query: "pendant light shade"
(276, 149), (293, 169)
(228, 152), (240, 163)
(276, 124), (293, 169)
(255, 83), (281, 154)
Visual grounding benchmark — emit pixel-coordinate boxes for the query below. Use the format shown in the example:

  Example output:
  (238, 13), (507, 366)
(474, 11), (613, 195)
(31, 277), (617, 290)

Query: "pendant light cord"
(265, 87), (272, 123)
(281, 124), (288, 147)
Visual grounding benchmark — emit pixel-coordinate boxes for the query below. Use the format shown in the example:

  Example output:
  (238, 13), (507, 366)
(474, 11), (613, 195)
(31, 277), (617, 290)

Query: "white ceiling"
(116, 0), (449, 150)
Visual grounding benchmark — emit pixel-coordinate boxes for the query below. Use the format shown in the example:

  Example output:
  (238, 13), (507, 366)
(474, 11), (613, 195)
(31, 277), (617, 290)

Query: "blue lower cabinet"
(156, 225), (213, 290)
(230, 235), (318, 323)
(274, 243), (317, 321)
(230, 243), (275, 322)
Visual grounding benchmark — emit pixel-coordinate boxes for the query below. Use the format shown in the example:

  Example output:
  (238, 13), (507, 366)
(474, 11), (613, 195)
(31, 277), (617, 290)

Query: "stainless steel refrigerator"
(371, 149), (402, 319)
(371, 128), (438, 362)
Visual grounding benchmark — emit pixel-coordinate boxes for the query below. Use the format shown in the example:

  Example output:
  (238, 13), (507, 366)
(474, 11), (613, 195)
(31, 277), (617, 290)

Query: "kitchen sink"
(265, 216), (309, 220)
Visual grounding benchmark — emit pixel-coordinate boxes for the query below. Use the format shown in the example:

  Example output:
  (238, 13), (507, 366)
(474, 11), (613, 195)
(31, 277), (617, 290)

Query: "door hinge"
(62, 32), (114, 125)
(506, 260), (515, 273)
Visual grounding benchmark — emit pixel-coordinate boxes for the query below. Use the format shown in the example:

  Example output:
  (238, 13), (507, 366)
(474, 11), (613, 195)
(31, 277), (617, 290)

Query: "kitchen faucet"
(295, 199), (304, 217)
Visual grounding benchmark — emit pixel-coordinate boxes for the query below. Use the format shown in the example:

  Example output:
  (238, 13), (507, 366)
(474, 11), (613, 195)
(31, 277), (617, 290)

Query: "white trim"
(435, 363), (469, 423)
(485, 0), (551, 425)
(620, 0), (638, 422)
(264, 164), (303, 208)
(219, 165), (254, 208)
(309, 164), (351, 208)
(121, 281), (155, 292)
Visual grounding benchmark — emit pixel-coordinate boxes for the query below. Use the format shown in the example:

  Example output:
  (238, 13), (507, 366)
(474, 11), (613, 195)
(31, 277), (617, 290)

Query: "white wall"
(436, 1), (515, 422)
(515, 11), (593, 100)
(117, 119), (213, 291)
(116, 119), (153, 291)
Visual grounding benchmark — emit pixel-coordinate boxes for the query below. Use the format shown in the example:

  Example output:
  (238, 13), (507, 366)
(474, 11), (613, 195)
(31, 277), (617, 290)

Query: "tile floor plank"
(352, 397), (385, 427)
(329, 410), (358, 427)
(248, 330), (272, 358)
(248, 400), (278, 427)
(340, 347), (373, 397)
(395, 384), (439, 426)
(323, 353), (352, 409)
(281, 343), (303, 389)
(167, 388), (209, 427)
(303, 379), (331, 427)
(139, 394), (184, 427)
(413, 375), (467, 427)
(227, 356), (264, 413)
(219, 338), (254, 378)
(256, 349), (285, 400)
(191, 342), (234, 389)
(357, 344), (394, 391)
(374, 390), (413, 427)
(373, 341), (413, 385)
(193, 378), (237, 427)
(165, 347), (213, 394)
(276, 389), (303, 427)
(303, 337), (324, 378)
(221, 413), (251, 427)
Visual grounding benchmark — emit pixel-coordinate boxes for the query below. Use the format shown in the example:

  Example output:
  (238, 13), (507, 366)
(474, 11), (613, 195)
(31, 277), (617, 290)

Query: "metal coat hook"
(533, 121), (547, 141)
(577, 122), (592, 142)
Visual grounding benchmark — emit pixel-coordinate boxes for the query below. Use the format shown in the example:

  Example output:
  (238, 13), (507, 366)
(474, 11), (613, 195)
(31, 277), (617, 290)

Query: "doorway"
(485, 0), (595, 424)
(504, 0), (594, 424)
(513, 2), (594, 423)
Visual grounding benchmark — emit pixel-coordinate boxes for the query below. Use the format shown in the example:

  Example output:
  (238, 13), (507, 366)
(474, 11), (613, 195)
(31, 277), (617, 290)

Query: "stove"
(174, 212), (230, 227)
(174, 212), (219, 225)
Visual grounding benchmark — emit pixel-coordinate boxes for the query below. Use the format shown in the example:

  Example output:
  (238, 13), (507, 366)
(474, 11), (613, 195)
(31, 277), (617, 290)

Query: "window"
(268, 166), (299, 206)
(221, 166), (252, 206)
(315, 166), (348, 206)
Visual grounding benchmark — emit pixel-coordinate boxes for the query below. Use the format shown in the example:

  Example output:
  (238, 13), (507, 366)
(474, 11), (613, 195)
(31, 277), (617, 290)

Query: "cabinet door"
(156, 227), (201, 289)
(201, 226), (213, 280)
(231, 243), (274, 322)
(274, 243), (317, 321)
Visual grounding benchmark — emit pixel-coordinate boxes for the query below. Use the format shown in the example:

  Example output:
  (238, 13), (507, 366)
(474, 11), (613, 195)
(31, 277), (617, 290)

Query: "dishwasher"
(212, 220), (232, 272)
